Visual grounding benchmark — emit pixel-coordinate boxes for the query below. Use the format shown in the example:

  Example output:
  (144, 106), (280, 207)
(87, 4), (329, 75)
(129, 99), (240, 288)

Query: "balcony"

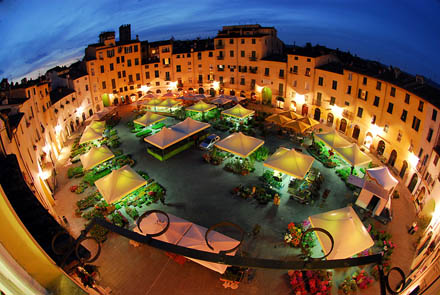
(342, 110), (354, 120)
(217, 68), (224, 72)
(163, 64), (170, 68)
(249, 56), (257, 61)
(197, 80), (203, 84)
(249, 69), (258, 74)
(216, 56), (224, 60)
(215, 43), (224, 49)
(313, 100), (322, 107)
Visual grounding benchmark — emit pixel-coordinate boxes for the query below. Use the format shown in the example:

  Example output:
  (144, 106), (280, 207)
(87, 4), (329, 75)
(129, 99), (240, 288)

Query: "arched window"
(408, 173), (418, 193)
(399, 161), (408, 178)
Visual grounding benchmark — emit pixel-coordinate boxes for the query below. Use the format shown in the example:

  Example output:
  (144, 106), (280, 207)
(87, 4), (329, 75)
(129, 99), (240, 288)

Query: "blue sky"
(1, 0), (439, 83)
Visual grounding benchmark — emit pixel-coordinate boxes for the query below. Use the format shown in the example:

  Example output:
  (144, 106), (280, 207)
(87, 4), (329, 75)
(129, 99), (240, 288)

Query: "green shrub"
(67, 166), (84, 178)
(83, 168), (112, 185)
(126, 207), (139, 220)
(251, 146), (269, 162)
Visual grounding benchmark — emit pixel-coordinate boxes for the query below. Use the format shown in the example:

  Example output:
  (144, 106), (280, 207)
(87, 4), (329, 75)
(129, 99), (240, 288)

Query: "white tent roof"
(308, 206), (374, 260)
(142, 93), (158, 99)
(133, 112), (166, 127)
(171, 117), (211, 136)
(366, 166), (398, 191)
(221, 104), (254, 119)
(89, 120), (106, 133)
(134, 212), (192, 245)
(95, 165), (147, 204)
(85, 107), (116, 123)
(177, 224), (240, 274)
(186, 101), (216, 112)
(159, 98), (181, 108)
(79, 125), (103, 145)
(228, 96), (245, 103)
(334, 144), (372, 167)
(315, 129), (351, 149)
(161, 92), (178, 98)
(215, 132), (264, 158)
(80, 145), (115, 170)
(264, 147), (315, 179)
(144, 127), (186, 149)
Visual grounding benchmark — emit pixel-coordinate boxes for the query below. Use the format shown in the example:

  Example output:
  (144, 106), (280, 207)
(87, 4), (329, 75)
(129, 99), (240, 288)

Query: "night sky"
(1, 0), (439, 83)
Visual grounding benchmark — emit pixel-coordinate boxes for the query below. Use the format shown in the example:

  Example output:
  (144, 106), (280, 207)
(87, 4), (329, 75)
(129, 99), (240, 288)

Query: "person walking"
(408, 222), (418, 234)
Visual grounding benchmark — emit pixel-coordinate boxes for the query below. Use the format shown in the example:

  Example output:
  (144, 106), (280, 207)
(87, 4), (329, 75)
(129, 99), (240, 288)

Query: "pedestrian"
(408, 221), (418, 234)
(273, 194), (280, 206)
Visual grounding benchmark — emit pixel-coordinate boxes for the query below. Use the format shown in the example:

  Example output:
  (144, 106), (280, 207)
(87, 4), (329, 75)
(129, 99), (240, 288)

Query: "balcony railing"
(216, 56), (224, 60)
(163, 64), (170, 68)
(249, 56), (257, 61)
(342, 110), (354, 120)
(215, 43), (225, 49)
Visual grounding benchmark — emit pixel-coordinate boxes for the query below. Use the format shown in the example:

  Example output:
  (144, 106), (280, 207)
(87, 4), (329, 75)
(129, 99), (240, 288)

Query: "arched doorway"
(250, 92), (255, 100)
(339, 118), (347, 133)
(75, 118), (80, 127)
(262, 87), (272, 105)
(399, 160), (408, 178)
(210, 88), (216, 97)
(230, 90), (236, 96)
(82, 113), (86, 123)
(156, 89), (161, 94)
(113, 97), (119, 105)
(352, 125), (360, 140)
(327, 113), (334, 126)
(70, 121), (74, 133)
(408, 173), (418, 193)
(218, 89), (224, 95)
(89, 109), (93, 117)
(416, 187), (426, 206)
(377, 140), (385, 156)
(301, 104), (308, 116)
(239, 90), (246, 98)
(198, 88), (204, 94)
(388, 150), (397, 167)
(364, 132), (373, 148)
(314, 108), (321, 121)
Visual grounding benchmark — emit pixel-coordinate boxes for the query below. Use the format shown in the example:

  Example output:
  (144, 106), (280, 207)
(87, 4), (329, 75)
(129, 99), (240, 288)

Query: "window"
(208, 52), (213, 57)
(371, 115), (376, 124)
(357, 107), (363, 118)
(307, 58), (311, 62)
(383, 124), (389, 133)
(418, 101), (424, 112)
(101, 81), (106, 89)
(412, 116), (421, 131)
(197, 52), (202, 60)
(316, 92), (322, 105)
(135, 58), (139, 66)
(434, 155), (439, 166)
(251, 51), (256, 58)
(405, 93), (410, 104)
(134, 45), (138, 52)
(387, 102), (394, 114)
(294, 56), (298, 60)
(318, 77), (323, 86)
(401, 110), (407, 122)
(390, 87), (396, 97)
(305, 68), (311, 76)
(187, 53), (191, 58)
(362, 77), (367, 85)
(122, 70), (126, 77)
(241, 51), (245, 57)
(241, 39), (244, 44)
(230, 50), (234, 57)
(124, 46), (132, 54)
(136, 73), (140, 81)
(427, 128), (434, 142)
(358, 89), (368, 100)
(145, 72), (150, 79)
(110, 63), (114, 71)
(376, 81), (382, 90)
(418, 148), (424, 159)
(279, 69), (284, 78)
(154, 70), (159, 78)
(347, 85), (352, 94)
(111, 79), (116, 89)
(121, 56), (125, 63)
(348, 73), (352, 81)
(373, 96), (380, 107)
(278, 83), (284, 95)
(165, 72), (170, 81)
(240, 78), (245, 85)
(293, 80), (297, 87)
(107, 49), (114, 58)
(128, 74), (133, 82)
(330, 96), (335, 106)
(230, 77), (234, 84)
(332, 80), (337, 90)
(433, 109), (437, 121)
(100, 65), (104, 73)
(252, 38), (256, 44)
(345, 101), (350, 106)
(127, 59), (132, 67)
(264, 68), (270, 76)
(293, 66), (298, 74)
(229, 38), (234, 44)
(176, 65), (181, 72)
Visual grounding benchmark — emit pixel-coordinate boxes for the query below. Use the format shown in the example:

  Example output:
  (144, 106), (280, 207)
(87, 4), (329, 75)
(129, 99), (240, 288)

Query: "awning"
(366, 166), (398, 191)
(161, 92), (178, 98)
(85, 107), (116, 123)
(308, 206), (374, 260)
(265, 113), (293, 125)
(80, 145), (115, 170)
(334, 144), (372, 166)
(264, 147), (314, 179)
(210, 96), (232, 105)
(95, 165), (147, 204)
(283, 120), (312, 134)
(145, 98), (163, 107)
(159, 98), (181, 108)
(133, 112), (167, 127)
(278, 111), (303, 121)
(221, 104), (254, 120)
(171, 117), (210, 137)
(79, 125), (103, 145)
(186, 101), (216, 113)
(89, 120), (106, 133)
(298, 117), (319, 127)
(215, 132), (264, 158)
(315, 129), (351, 149)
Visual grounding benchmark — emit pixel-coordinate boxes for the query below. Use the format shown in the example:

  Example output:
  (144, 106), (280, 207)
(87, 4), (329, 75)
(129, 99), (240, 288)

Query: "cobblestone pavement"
(53, 105), (418, 294)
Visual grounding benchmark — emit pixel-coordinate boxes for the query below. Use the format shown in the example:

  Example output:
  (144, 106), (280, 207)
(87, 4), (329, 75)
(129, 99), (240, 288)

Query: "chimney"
(119, 24), (131, 43)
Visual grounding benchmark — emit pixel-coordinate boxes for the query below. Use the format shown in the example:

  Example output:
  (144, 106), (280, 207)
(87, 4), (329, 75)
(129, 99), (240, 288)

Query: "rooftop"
(49, 87), (75, 104)
(286, 44), (334, 58)
(261, 54), (288, 63)
(172, 39), (214, 54)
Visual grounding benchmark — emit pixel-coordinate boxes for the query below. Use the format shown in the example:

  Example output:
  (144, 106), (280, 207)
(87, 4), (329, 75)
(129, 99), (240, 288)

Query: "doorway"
(314, 108), (321, 121)
(327, 113), (334, 126)
(352, 125), (360, 140)
(400, 161), (408, 178)
(408, 173), (418, 193)
(367, 195), (381, 212)
(388, 150), (397, 167)
(377, 140), (385, 156)
(339, 118), (347, 133)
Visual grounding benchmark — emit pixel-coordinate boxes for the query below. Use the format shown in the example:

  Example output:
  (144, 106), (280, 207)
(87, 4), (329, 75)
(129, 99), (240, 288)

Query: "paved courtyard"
(53, 105), (419, 294)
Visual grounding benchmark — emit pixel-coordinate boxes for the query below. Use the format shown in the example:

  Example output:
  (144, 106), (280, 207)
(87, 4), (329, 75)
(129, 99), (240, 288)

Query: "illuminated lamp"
(369, 124), (381, 137)
(295, 93), (305, 105)
(212, 81), (220, 90)
(76, 106), (84, 115)
(169, 81), (177, 89)
(256, 85), (263, 92)
(39, 170), (51, 180)
(140, 85), (150, 92)
(331, 105), (343, 117)
(55, 125), (62, 134)
(43, 144), (51, 154)
(408, 153), (419, 168)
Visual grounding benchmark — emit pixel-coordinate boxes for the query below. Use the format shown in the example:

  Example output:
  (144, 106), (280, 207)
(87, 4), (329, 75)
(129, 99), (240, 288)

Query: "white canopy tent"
(264, 147), (315, 179)
(80, 145), (115, 170)
(334, 144), (372, 167)
(171, 117), (210, 137)
(215, 132), (264, 158)
(315, 129), (351, 149)
(95, 165), (147, 204)
(177, 224), (240, 274)
(308, 206), (374, 260)
(79, 125), (103, 145)
(366, 166), (398, 192)
(221, 104), (254, 120)
(210, 96), (232, 105)
(133, 112), (167, 127)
